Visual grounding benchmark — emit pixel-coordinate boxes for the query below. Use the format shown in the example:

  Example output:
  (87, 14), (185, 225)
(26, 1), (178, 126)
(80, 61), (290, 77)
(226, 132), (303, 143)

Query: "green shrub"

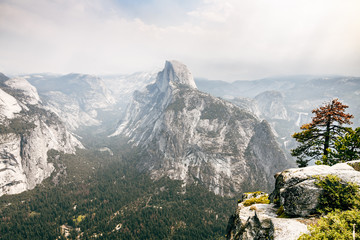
(73, 214), (86, 225)
(275, 205), (290, 218)
(298, 209), (360, 240)
(238, 191), (262, 203)
(276, 205), (284, 216)
(0, 118), (36, 135)
(244, 191), (262, 196)
(243, 195), (270, 207)
(349, 162), (360, 172)
(166, 98), (185, 114)
(315, 175), (360, 213)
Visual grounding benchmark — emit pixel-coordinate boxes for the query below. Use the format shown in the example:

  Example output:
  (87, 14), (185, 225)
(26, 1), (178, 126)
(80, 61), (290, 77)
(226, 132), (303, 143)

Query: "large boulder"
(226, 160), (360, 240)
(270, 160), (360, 217)
(226, 192), (309, 240)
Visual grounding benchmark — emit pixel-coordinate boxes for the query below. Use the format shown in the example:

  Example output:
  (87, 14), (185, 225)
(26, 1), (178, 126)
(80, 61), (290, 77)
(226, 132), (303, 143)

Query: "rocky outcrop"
(0, 76), (82, 196)
(270, 160), (360, 217)
(112, 60), (293, 196)
(226, 192), (309, 240)
(226, 160), (360, 239)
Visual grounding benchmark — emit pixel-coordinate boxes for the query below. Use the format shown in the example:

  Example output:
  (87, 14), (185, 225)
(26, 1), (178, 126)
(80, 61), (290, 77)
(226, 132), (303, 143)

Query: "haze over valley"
(1, 0), (360, 239)
(1, 61), (360, 238)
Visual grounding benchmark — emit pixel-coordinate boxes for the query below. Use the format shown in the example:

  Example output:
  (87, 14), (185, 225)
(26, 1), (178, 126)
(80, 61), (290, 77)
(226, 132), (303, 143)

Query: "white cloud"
(0, 0), (359, 80)
(188, 0), (234, 23)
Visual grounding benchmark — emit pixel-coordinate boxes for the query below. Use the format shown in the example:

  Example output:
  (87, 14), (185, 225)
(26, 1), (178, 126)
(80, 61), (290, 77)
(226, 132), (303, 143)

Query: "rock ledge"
(226, 160), (360, 239)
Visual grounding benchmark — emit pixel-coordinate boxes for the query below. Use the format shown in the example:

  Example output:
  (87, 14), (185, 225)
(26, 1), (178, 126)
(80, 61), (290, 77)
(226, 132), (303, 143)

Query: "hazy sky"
(1, 0), (359, 81)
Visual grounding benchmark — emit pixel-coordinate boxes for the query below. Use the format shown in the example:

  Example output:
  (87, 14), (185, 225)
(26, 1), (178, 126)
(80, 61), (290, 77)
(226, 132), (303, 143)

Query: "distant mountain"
(25, 73), (116, 131)
(196, 75), (324, 99)
(102, 71), (157, 105)
(112, 61), (293, 196)
(196, 76), (360, 155)
(0, 74), (82, 196)
(25, 72), (156, 132)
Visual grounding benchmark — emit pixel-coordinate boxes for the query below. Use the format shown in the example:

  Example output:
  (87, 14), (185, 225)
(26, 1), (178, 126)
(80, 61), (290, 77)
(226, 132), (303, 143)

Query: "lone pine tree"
(291, 98), (354, 167)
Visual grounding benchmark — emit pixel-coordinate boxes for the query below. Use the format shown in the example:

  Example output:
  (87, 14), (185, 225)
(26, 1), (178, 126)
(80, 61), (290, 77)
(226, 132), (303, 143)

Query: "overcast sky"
(0, 0), (359, 81)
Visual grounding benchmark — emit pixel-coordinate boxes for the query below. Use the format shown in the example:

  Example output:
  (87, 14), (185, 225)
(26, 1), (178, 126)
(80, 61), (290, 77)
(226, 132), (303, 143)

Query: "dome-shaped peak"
(156, 60), (197, 91)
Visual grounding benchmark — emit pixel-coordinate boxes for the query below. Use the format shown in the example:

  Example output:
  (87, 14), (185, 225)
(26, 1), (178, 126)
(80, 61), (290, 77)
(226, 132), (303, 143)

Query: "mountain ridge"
(111, 61), (293, 196)
(0, 75), (82, 196)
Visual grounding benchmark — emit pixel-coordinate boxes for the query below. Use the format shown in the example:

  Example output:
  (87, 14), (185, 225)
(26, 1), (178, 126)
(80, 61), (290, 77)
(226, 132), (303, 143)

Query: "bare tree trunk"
(353, 224), (356, 240)
(324, 120), (331, 157)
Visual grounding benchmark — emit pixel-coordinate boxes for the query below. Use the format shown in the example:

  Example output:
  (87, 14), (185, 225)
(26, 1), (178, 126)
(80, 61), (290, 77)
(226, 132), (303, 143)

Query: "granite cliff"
(112, 61), (293, 196)
(0, 75), (82, 196)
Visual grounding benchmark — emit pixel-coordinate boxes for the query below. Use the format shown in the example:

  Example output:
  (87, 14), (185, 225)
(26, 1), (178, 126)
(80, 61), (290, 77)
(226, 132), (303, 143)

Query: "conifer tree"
(291, 98), (353, 167)
(330, 127), (360, 162)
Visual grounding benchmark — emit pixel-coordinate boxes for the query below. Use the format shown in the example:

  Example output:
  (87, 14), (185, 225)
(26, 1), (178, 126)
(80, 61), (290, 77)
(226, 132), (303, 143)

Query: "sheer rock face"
(112, 61), (292, 196)
(156, 60), (197, 92)
(270, 160), (360, 217)
(0, 76), (82, 196)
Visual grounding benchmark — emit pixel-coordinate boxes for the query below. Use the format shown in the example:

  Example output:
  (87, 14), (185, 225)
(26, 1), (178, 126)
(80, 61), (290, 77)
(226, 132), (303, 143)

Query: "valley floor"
(0, 135), (235, 240)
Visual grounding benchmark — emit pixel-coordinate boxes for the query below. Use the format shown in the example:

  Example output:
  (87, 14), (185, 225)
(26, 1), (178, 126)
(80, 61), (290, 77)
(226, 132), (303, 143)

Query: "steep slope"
(112, 61), (292, 196)
(0, 75), (82, 196)
(0, 72), (9, 82)
(231, 91), (301, 153)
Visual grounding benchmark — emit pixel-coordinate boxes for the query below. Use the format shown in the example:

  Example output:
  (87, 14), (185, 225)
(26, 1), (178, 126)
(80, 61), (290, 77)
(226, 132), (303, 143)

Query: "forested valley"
(0, 133), (235, 239)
